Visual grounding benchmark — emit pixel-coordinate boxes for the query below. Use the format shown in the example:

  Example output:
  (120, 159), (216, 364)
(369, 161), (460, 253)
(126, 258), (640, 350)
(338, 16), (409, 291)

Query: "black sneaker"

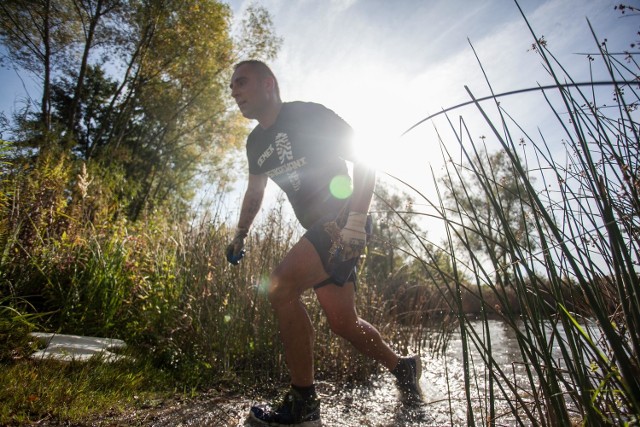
(392, 355), (424, 403)
(249, 388), (321, 426)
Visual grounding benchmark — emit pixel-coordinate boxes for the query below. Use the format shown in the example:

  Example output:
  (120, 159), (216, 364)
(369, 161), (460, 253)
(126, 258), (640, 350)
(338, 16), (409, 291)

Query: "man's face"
(230, 64), (270, 120)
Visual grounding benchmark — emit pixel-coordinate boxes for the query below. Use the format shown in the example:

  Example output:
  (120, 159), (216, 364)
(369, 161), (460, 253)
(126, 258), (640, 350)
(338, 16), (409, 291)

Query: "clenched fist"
(337, 212), (367, 261)
(226, 228), (248, 265)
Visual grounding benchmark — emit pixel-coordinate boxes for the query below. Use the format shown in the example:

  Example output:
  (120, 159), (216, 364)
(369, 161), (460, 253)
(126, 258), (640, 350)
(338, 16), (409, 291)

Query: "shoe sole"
(248, 412), (322, 427)
(414, 355), (422, 380)
(398, 355), (424, 404)
(414, 354), (424, 397)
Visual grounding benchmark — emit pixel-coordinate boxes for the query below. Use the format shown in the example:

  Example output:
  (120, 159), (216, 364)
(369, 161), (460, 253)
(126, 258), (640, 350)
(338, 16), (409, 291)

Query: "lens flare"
(330, 174), (353, 199)
(256, 275), (270, 295)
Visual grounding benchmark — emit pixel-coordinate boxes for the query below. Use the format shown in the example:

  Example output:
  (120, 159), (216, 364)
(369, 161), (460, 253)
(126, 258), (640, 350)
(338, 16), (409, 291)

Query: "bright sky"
(224, 0), (635, 178)
(1, 0), (636, 239)
(221, 0), (637, 237)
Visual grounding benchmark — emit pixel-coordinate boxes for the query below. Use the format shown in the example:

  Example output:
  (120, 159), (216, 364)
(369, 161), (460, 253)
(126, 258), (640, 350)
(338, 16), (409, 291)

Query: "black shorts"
(304, 210), (373, 289)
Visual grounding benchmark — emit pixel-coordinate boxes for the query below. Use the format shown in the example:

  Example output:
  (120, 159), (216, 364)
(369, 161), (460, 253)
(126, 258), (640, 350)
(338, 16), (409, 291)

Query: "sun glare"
(352, 128), (403, 173)
(350, 123), (439, 192)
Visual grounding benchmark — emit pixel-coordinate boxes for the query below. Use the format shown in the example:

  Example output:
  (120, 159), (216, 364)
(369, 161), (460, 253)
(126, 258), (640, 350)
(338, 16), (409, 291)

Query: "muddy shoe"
(392, 355), (424, 403)
(249, 388), (321, 426)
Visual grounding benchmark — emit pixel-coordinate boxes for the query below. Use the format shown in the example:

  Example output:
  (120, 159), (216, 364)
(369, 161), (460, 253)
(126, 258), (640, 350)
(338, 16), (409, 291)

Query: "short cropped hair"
(234, 60), (281, 100)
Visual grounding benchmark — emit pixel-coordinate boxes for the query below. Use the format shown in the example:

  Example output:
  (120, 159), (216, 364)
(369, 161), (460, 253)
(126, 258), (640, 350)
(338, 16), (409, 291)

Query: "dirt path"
(33, 352), (533, 426)
(61, 377), (438, 427)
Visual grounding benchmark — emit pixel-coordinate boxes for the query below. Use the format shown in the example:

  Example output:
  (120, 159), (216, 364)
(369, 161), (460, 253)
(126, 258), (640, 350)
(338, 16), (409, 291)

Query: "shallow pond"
(92, 319), (587, 426)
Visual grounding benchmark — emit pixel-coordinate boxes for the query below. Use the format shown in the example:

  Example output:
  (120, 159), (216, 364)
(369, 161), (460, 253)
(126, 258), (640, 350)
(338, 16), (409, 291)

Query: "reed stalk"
(393, 5), (640, 424)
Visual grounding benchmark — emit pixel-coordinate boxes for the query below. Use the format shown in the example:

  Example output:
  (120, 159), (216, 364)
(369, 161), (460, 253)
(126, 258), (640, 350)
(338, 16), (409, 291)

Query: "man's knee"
(326, 312), (359, 338)
(267, 273), (298, 308)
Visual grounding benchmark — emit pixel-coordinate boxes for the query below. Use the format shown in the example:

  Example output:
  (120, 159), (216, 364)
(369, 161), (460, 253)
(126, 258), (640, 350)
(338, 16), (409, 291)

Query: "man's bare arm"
(349, 161), (376, 214)
(237, 173), (268, 233)
(334, 161), (375, 262)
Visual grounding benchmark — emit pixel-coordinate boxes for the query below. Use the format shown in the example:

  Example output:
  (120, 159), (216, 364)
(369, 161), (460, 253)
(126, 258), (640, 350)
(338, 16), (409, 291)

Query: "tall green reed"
(395, 7), (640, 426)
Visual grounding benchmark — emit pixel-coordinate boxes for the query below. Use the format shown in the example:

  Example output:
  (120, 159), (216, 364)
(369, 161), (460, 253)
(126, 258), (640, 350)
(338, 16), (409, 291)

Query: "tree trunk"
(67, 0), (103, 132)
(41, 0), (51, 132)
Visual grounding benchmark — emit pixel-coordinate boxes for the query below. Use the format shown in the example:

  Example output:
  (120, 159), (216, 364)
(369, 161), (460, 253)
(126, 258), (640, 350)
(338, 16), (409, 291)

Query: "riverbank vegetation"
(395, 3), (640, 424)
(1, 1), (639, 426)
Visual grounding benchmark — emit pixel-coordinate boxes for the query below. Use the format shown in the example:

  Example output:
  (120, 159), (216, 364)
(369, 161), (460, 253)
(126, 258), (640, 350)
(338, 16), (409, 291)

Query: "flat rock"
(29, 332), (127, 363)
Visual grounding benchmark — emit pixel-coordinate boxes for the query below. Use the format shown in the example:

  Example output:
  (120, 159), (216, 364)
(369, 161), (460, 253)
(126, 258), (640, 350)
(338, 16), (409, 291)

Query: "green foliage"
(50, 64), (120, 159)
(441, 148), (537, 287)
(1, 146), (71, 264)
(1, 197), (293, 386)
(0, 139), (11, 258)
(367, 183), (466, 330)
(0, 183), (423, 412)
(395, 7), (640, 425)
(0, 358), (171, 425)
(0, 298), (40, 363)
(368, 185), (417, 284)
(233, 3), (283, 62)
(0, 1), (285, 397)
(0, 0), (281, 220)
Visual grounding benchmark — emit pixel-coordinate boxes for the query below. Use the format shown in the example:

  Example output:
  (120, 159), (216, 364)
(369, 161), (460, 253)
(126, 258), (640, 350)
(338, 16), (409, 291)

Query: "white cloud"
(329, 0), (358, 14)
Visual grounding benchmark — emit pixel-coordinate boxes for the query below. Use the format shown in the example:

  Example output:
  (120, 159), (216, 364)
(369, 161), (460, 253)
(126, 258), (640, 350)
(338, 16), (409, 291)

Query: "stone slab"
(29, 332), (127, 363)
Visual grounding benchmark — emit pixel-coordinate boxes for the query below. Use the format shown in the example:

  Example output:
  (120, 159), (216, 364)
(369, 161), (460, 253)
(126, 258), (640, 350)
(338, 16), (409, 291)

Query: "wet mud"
(35, 321), (550, 426)
(49, 374), (440, 427)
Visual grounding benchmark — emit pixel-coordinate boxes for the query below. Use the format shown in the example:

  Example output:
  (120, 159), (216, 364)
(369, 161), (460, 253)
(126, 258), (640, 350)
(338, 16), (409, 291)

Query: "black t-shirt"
(246, 101), (355, 229)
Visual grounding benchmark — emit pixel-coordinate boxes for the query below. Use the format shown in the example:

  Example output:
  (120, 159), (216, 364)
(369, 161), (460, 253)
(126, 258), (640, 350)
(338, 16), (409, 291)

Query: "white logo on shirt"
(257, 144), (274, 167)
(275, 133), (293, 163)
(262, 132), (301, 192)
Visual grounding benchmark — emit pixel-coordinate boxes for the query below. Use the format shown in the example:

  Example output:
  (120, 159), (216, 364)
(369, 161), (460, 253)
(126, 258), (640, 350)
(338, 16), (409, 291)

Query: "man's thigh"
(314, 281), (358, 323)
(271, 237), (331, 294)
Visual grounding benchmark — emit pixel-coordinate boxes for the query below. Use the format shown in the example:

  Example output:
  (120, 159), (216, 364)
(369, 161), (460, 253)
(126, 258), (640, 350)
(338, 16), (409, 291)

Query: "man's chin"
(240, 109), (255, 120)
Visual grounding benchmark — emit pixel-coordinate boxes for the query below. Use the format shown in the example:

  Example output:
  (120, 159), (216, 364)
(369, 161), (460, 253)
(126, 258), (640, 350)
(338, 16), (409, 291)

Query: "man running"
(226, 60), (422, 426)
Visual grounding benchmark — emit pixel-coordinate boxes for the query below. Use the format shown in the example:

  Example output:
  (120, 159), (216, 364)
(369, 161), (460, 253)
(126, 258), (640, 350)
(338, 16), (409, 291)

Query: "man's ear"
(263, 76), (276, 93)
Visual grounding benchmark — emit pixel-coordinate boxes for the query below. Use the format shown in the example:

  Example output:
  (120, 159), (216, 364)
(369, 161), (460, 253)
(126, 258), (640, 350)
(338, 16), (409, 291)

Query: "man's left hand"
(338, 212), (368, 261)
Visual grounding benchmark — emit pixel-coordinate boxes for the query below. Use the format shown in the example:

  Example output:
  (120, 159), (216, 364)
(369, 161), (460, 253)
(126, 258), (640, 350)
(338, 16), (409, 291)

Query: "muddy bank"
(29, 326), (541, 426)
(37, 376), (438, 427)
(31, 320), (560, 426)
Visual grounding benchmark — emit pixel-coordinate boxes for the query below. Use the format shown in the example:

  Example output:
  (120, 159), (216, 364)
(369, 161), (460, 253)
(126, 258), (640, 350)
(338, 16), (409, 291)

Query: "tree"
(233, 3), (281, 61)
(62, 0), (127, 133)
(1, 0), (281, 220)
(367, 183), (459, 323)
(368, 184), (418, 284)
(367, 183), (446, 284)
(441, 148), (537, 287)
(50, 63), (118, 159)
(0, 0), (78, 132)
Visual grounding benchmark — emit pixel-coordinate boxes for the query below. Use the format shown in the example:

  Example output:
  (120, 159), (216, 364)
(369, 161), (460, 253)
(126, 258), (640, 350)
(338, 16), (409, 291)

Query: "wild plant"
(394, 7), (640, 425)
